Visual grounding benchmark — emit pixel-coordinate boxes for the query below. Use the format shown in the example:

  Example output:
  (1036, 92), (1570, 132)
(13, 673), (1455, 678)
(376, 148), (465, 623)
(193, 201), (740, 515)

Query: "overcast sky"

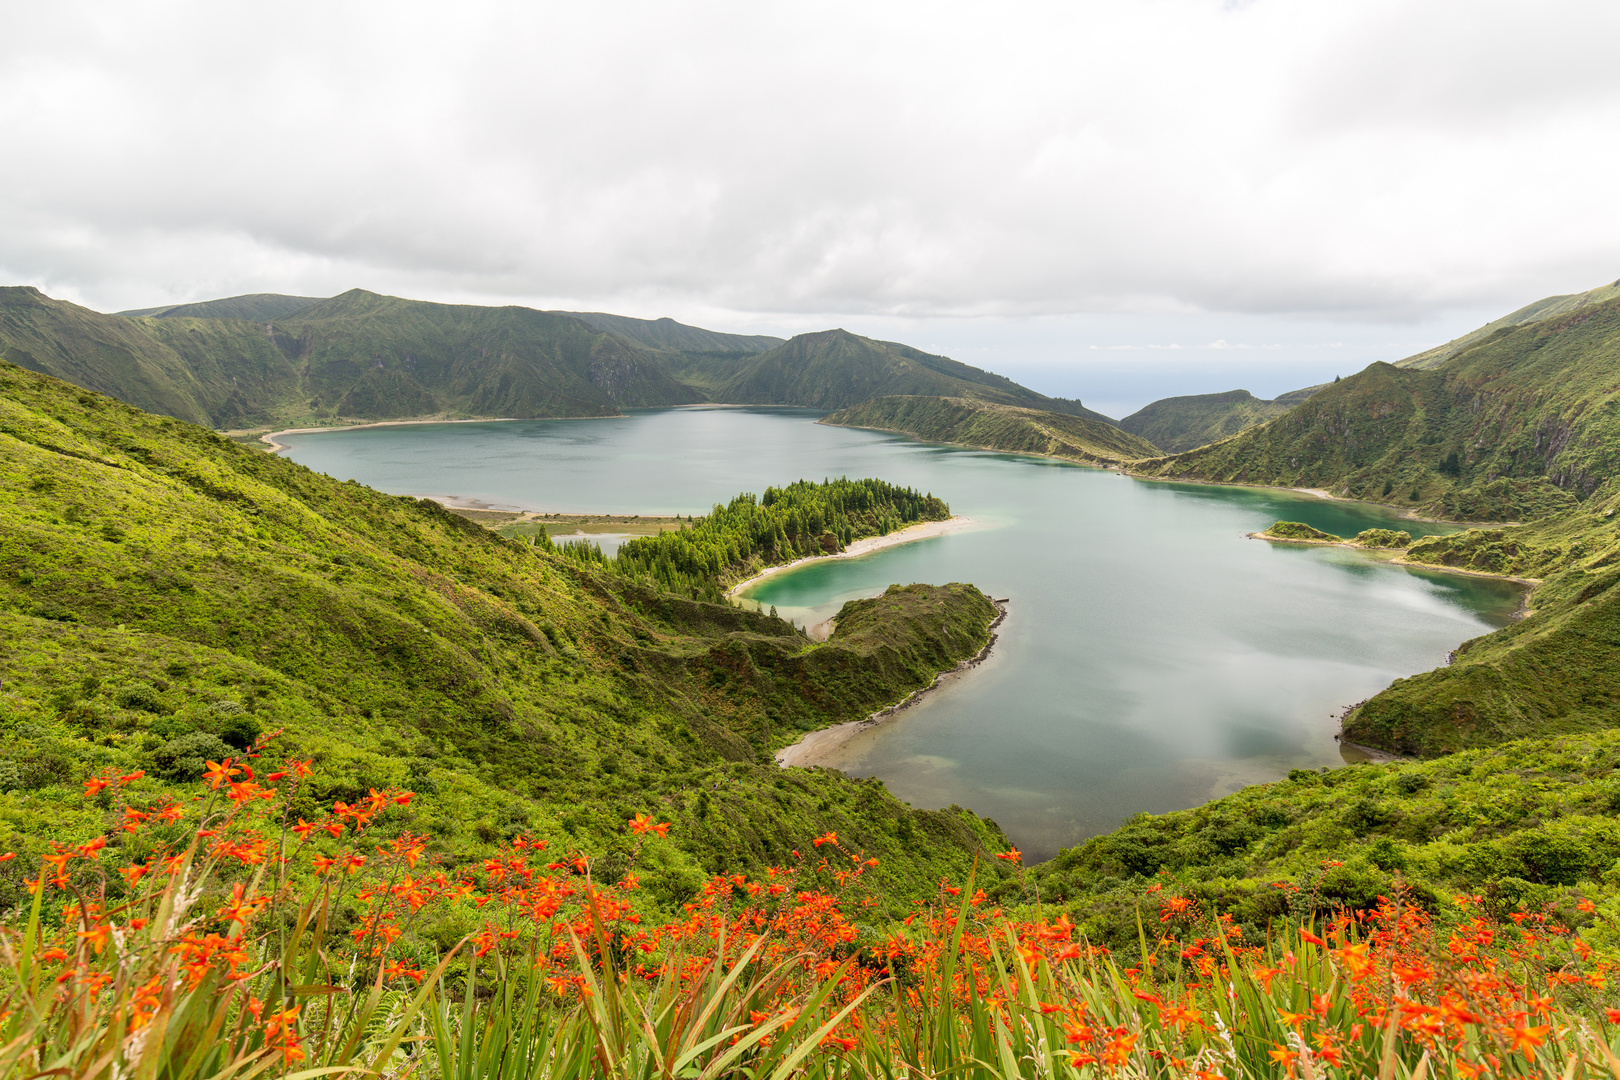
(4, 0), (1618, 415)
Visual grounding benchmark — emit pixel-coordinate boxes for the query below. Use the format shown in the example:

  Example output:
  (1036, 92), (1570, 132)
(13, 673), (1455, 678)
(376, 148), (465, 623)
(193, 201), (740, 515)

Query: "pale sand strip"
(725, 516), (977, 600)
(259, 416), (559, 454)
(775, 599), (1008, 769)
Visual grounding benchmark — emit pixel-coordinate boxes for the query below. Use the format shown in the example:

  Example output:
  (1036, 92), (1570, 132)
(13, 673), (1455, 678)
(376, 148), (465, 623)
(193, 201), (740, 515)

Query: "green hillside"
(1135, 295), (1620, 523)
(821, 394), (1158, 463)
(683, 328), (1115, 420)
(0, 360), (1012, 909)
(1118, 388), (1299, 453)
(0, 287), (217, 426)
(1336, 484), (1620, 757)
(1397, 278), (1620, 370)
(563, 310), (784, 354)
(13, 287), (1122, 436)
(117, 292), (324, 321)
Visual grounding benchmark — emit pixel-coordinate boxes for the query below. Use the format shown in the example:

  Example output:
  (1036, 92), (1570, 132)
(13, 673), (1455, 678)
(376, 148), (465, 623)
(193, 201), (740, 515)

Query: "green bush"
(114, 682), (165, 713)
(151, 731), (233, 780)
(1353, 528), (1412, 548)
(1262, 521), (1339, 542)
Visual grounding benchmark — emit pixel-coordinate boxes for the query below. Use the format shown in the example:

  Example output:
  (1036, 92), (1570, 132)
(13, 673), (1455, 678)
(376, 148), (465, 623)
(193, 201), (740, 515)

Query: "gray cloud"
(2, 0), (1617, 326)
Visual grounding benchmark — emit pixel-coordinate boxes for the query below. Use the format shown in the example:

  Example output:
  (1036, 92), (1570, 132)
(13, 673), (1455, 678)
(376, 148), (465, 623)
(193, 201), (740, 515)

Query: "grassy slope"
(1398, 277), (1620, 370)
(0, 361), (1012, 912)
(1032, 728), (1620, 947)
(0, 287), (216, 426)
(1135, 297), (1620, 521)
(1337, 481), (1620, 756)
(820, 395), (1158, 463)
(1117, 389), (1294, 453)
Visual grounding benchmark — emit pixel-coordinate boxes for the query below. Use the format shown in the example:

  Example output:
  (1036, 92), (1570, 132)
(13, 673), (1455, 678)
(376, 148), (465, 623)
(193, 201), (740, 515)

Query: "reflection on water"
(281, 409), (1526, 860)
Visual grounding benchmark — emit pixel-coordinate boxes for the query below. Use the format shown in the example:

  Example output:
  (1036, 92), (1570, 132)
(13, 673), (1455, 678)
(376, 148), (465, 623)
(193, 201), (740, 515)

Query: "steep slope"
(698, 328), (1115, 420)
(563, 311), (784, 355)
(117, 293), (324, 321)
(1137, 294), (1620, 523)
(0, 287), (215, 426)
(0, 360), (1010, 905)
(821, 395), (1158, 464)
(1337, 483), (1620, 757)
(269, 289), (705, 419)
(1397, 278), (1620, 370)
(1119, 389), (1300, 453)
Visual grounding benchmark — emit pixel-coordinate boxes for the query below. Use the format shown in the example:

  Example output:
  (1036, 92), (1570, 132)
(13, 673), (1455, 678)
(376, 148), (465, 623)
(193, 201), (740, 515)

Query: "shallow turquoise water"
(280, 408), (1523, 859)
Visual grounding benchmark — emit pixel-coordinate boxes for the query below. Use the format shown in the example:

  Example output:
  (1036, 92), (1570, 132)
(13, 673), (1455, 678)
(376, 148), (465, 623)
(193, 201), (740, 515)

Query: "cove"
(278, 408), (1525, 861)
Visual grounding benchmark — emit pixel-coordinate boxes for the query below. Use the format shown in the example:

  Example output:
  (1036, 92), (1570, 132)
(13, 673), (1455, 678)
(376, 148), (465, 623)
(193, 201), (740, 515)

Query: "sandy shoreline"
(259, 417), (533, 454)
(724, 516), (977, 600)
(775, 598), (1009, 769)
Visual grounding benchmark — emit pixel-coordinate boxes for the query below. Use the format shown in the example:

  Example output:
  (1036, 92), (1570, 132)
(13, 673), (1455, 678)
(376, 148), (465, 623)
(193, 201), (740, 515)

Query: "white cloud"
(1, 0), (1616, 324)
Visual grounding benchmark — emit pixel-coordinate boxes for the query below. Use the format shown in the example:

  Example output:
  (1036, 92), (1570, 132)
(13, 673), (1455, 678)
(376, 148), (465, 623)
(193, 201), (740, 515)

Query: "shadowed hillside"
(821, 395), (1157, 463)
(1118, 388), (1311, 454)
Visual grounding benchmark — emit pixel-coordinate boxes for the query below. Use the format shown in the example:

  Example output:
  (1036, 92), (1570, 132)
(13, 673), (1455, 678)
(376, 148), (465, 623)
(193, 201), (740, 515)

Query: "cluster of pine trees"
(614, 478), (949, 599)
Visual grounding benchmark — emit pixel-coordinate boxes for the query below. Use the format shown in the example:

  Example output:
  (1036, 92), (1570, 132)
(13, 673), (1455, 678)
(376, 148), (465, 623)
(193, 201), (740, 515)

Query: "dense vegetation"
(0, 360), (1015, 918)
(1118, 387), (1321, 454)
(14, 752), (1620, 1080)
(614, 478), (949, 599)
(2, 286), (1106, 432)
(1032, 728), (1620, 958)
(1397, 277), (1620, 370)
(820, 395), (1158, 464)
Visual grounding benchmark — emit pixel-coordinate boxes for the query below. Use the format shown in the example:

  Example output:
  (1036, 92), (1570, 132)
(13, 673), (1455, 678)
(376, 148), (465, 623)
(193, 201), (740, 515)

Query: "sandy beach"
(259, 416), (530, 454)
(725, 516), (977, 600)
(775, 597), (1008, 769)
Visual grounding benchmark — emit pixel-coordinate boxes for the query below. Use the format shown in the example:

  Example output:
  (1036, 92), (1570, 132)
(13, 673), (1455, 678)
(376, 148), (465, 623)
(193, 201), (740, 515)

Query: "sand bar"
(259, 417), (529, 454)
(726, 516), (977, 600)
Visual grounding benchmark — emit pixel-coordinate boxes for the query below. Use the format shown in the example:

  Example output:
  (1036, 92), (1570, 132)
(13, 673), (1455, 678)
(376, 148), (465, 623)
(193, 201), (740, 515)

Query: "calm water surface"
(281, 409), (1524, 860)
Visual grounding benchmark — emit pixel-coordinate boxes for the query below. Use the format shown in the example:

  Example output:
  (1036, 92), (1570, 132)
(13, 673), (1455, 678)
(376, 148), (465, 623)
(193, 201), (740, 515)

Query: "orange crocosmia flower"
(1606, 1008), (1620, 1024)
(288, 758), (313, 778)
(812, 831), (837, 848)
(1100, 1033), (1137, 1068)
(82, 775), (111, 798)
(291, 818), (315, 840)
(1277, 1009), (1309, 1028)
(202, 759), (240, 790)
(312, 855), (338, 876)
(995, 848), (1022, 862)
(394, 791), (414, 806)
(1298, 928), (1327, 947)
(118, 770), (145, 784)
(1268, 1045), (1299, 1070)
(1508, 1022), (1549, 1060)
(78, 923), (111, 954)
(0, 852), (14, 862)
(341, 853), (366, 875)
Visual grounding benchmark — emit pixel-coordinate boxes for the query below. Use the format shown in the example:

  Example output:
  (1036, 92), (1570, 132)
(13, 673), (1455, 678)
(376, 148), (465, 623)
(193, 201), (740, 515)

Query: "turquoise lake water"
(279, 408), (1524, 860)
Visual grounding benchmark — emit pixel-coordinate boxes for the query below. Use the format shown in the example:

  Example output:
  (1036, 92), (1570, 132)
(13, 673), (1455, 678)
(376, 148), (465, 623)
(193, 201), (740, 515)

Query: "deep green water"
(280, 408), (1524, 860)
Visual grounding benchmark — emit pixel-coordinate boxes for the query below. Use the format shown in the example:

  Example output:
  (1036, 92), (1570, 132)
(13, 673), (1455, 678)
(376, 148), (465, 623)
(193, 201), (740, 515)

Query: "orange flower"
(812, 831), (838, 848)
(1508, 1021), (1549, 1060)
(202, 759), (240, 790)
(995, 848), (1022, 862)
(82, 775), (111, 798)
(1267, 1045), (1299, 1072)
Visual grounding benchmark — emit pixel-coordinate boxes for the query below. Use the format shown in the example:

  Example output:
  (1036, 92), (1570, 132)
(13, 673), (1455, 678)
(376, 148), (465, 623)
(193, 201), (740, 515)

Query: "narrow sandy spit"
(725, 516), (977, 600)
(775, 599), (1008, 769)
